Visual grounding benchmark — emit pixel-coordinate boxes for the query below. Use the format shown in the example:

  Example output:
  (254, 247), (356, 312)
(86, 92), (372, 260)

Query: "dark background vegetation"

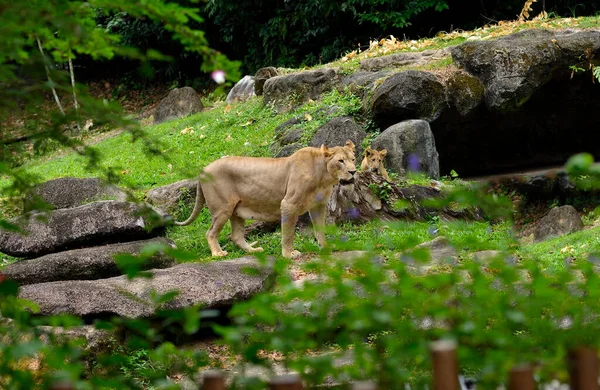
(85, 0), (600, 86)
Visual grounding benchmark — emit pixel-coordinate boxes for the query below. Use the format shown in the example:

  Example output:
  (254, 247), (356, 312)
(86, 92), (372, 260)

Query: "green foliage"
(204, 0), (449, 72)
(218, 246), (600, 387)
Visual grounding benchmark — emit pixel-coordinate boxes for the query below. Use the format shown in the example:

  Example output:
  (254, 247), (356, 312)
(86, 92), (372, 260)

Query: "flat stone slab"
(19, 257), (273, 319)
(1, 238), (177, 285)
(0, 201), (165, 258)
(24, 177), (128, 212)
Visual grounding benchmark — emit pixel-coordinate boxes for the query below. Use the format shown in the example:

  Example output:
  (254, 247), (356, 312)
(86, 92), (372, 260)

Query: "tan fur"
(176, 140), (357, 258)
(361, 147), (390, 181)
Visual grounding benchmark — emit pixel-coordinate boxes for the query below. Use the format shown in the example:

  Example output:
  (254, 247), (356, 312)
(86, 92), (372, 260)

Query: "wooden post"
(50, 381), (74, 390)
(269, 374), (303, 390)
(430, 339), (459, 390)
(568, 347), (599, 390)
(202, 370), (226, 390)
(508, 364), (535, 390)
(352, 380), (378, 389)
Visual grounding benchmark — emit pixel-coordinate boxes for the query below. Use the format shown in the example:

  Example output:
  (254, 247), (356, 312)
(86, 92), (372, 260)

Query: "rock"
(38, 325), (113, 353)
(534, 205), (584, 242)
(371, 120), (440, 178)
(327, 250), (385, 265)
(360, 48), (450, 71)
(401, 236), (457, 273)
(444, 71), (485, 116)
(263, 68), (339, 112)
(254, 67), (280, 96)
(471, 250), (517, 266)
(449, 29), (600, 111)
(154, 87), (204, 124)
(275, 143), (303, 158)
(370, 70), (446, 128)
(341, 71), (392, 100)
(24, 177), (128, 212)
(1, 238), (177, 285)
(308, 116), (367, 158)
(0, 201), (166, 258)
(19, 257), (274, 319)
(226, 75), (256, 103)
(146, 178), (197, 214)
(270, 117), (305, 157)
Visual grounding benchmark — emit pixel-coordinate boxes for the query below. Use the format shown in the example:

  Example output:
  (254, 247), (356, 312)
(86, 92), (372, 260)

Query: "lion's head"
(361, 147), (387, 173)
(322, 140), (357, 185)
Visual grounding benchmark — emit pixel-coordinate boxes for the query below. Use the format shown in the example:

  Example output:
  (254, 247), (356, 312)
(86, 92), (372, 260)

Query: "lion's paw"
(283, 250), (302, 259)
(212, 250), (229, 257)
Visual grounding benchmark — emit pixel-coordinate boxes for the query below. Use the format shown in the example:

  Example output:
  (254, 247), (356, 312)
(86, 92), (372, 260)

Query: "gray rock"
(372, 120), (440, 178)
(254, 67), (280, 96)
(146, 178), (197, 214)
(154, 87), (204, 124)
(450, 29), (600, 111)
(1, 238), (177, 285)
(370, 70), (446, 128)
(341, 71), (392, 100)
(534, 205), (584, 242)
(308, 116), (366, 158)
(444, 71), (485, 116)
(24, 177), (128, 212)
(226, 75), (256, 103)
(264, 68), (339, 112)
(360, 48), (450, 71)
(401, 236), (457, 274)
(0, 201), (166, 258)
(275, 143), (304, 158)
(38, 325), (113, 353)
(19, 257), (274, 319)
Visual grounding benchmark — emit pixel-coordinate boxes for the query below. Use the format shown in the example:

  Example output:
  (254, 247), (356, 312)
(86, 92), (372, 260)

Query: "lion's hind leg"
(230, 215), (264, 253)
(206, 210), (231, 257)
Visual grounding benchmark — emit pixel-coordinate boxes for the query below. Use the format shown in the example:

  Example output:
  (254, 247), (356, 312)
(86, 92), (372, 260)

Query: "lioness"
(175, 140), (357, 258)
(361, 147), (390, 181)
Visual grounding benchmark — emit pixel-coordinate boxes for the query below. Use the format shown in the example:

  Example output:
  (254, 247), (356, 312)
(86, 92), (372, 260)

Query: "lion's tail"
(174, 181), (205, 226)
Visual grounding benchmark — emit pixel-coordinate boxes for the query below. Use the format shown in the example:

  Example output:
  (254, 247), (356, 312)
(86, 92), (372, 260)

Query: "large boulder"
(308, 117), (367, 158)
(254, 67), (280, 96)
(24, 177), (128, 212)
(154, 87), (204, 124)
(270, 116), (305, 157)
(371, 120), (440, 178)
(341, 71), (391, 101)
(370, 70), (446, 129)
(146, 178), (197, 214)
(263, 68), (339, 112)
(0, 201), (166, 258)
(444, 70), (485, 116)
(534, 205), (584, 242)
(18, 257), (274, 319)
(450, 29), (600, 111)
(226, 75), (256, 103)
(1, 238), (177, 285)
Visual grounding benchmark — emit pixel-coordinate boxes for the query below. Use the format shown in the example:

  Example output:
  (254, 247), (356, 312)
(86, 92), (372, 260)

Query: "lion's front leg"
(281, 199), (301, 258)
(309, 203), (327, 249)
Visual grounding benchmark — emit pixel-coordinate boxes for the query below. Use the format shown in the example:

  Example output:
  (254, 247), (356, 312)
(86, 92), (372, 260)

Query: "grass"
(518, 225), (600, 273)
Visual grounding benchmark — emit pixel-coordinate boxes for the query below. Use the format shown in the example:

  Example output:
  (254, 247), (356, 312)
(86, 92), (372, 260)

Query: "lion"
(175, 140), (357, 258)
(361, 147), (390, 181)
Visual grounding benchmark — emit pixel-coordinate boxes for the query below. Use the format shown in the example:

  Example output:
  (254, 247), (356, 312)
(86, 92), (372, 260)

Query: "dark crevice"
(430, 70), (600, 178)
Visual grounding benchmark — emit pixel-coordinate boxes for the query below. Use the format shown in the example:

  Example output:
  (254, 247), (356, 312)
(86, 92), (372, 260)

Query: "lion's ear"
(364, 147), (372, 156)
(345, 140), (355, 151)
(379, 149), (387, 157)
(321, 144), (333, 158)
